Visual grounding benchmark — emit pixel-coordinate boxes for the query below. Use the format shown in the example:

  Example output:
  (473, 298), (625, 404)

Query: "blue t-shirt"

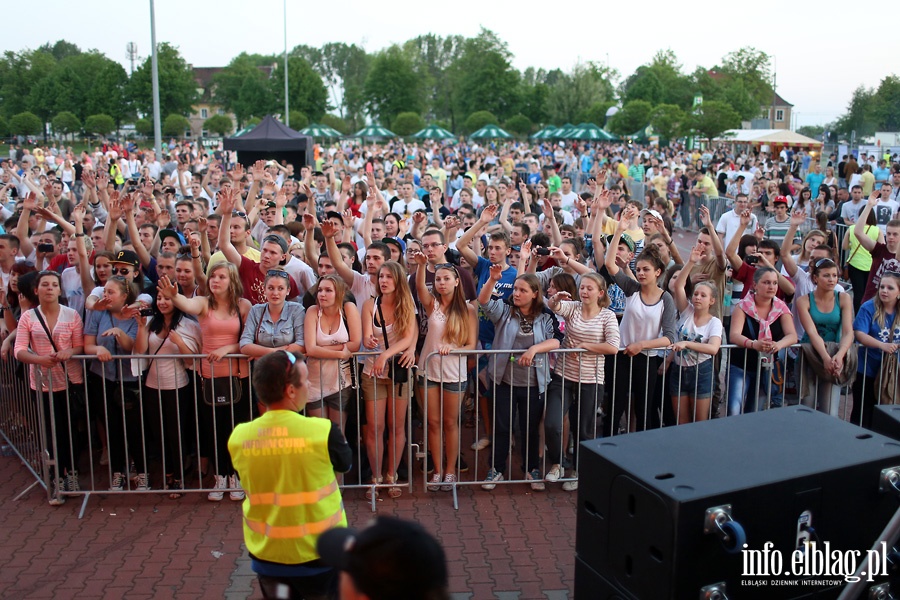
(474, 256), (516, 345)
(581, 153), (594, 173)
(805, 172), (824, 195)
(84, 309), (139, 381)
(875, 167), (892, 183)
(854, 299), (900, 378)
(527, 172), (542, 185)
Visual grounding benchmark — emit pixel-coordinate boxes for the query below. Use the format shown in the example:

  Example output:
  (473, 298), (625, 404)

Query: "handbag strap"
(33, 307), (59, 353)
(146, 327), (170, 373)
(376, 297), (390, 350)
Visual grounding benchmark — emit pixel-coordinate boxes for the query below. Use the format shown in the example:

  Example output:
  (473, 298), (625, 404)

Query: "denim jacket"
(482, 298), (563, 393)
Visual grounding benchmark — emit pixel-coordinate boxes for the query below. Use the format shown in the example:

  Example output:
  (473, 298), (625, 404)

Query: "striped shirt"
(552, 302), (620, 384)
(14, 306), (85, 392)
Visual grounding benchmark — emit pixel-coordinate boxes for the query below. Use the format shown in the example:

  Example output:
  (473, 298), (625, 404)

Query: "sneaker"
(562, 470), (578, 492)
(229, 474), (245, 501)
(133, 472), (150, 491)
(458, 455), (469, 473)
(110, 472), (125, 492)
(427, 472), (443, 492)
(208, 475), (227, 502)
(545, 464), (562, 483)
(441, 473), (457, 492)
(471, 437), (490, 451)
(65, 470), (81, 492)
(99, 447), (109, 466)
(49, 477), (66, 506)
(482, 468), (503, 490)
(528, 469), (545, 491)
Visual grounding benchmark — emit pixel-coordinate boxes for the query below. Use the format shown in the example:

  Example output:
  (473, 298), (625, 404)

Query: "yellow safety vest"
(228, 411), (346, 565)
(109, 163), (125, 185)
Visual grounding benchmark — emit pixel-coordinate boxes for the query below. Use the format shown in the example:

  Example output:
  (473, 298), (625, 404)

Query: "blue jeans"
(727, 365), (774, 416)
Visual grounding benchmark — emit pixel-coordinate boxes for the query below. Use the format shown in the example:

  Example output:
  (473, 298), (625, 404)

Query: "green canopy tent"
(299, 123), (343, 138)
(531, 125), (558, 140)
(352, 125), (397, 139)
(567, 122), (619, 142)
(629, 124), (656, 144)
(551, 123), (576, 139)
(411, 124), (455, 140)
(469, 124), (513, 139)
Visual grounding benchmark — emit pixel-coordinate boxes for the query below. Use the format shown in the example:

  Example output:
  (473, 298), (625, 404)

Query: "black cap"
(110, 249), (141, 269)
(317, 517), (448, 600)
(158, 229), (183, 247)
(262, 234), (289, 254)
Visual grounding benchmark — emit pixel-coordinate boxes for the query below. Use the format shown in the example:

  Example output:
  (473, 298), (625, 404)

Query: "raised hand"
(480, 203), (499, 223)
(689, 244), (704, 264)
(342, 209), (354, 229)
(157, 275), (177, 299)
(197, 216), (208, 233)
(412, 211), (426, 225)
(302, 213), (317, 231)
(410, 250), (427, 266)
(699, 204), (712, 228)
(23, 191), (40, 212)
(790, 209), (807, 227)
(320, 220), (338, 239)
(217, 187), (237, 213)
(488, 263), (503, 281)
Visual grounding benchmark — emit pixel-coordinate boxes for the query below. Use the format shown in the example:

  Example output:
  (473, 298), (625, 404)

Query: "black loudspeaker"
(575, 406), (900, 599)
(872, 405), (900, 441)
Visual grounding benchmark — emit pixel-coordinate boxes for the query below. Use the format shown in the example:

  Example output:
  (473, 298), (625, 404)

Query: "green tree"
(10, 112), (43, 135)
(204, 114), (233, 136)
(391, 112), (425, 136)
(288, 111), (309, 130)
(0, 49), (56, 119)
(871, 75), (900, 131)
(246, 116), (262, 128)
(622, 66), (664, 106)
(312, 43), (371, 128)
(83, 114), (116, 136)
(519, 82), (550, 126)
(608, 100), (653, 136)
(690, 101), (741, 142)
(36, 40), (82, 61)
(321, 114), (349, 135)
(0, 116), (8, 137)
(649, 104), (687, 143)
(86, 60), (131, 126)
(212, 53), (276, 128)
(715, 47), (774, 121)
(621, 50), (693, 110)
(52, 111), (82, 139)
(576, 101), (616, 127)
(450, 29), (521, 122)
(403, 34), (465, 129)
(162, 114), (190, 137)
(797, 125), (825, 139)
(364, 46), (422, 125)
(834, 86), (878, 139)
(271, 56), (329, 122)
(135, 118), (153, 137)
(464, 111), (497, 134)
(504, 114), (533, 137)
(129, 43), (198, 117)
(546, 62), (616, 125)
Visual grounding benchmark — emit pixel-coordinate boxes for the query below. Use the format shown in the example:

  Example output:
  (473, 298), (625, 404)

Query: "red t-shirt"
(735, 262), (789, 300)
(238, 255), (299, 305)
(864, 243), (900, 302)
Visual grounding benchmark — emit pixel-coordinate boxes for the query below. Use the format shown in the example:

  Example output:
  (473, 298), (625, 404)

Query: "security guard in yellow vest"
(229, 350), (352, 600)
(109, 161), (125, 186)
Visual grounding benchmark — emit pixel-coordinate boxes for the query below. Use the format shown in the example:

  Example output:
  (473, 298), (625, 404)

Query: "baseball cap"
(640, 208), (663, 221)
(158, 229), (184, 247)
(110, 250), (141, 269)
(317, 517), (448, 600)
(773, 196), (789, 206)
(606, 233), (635, 253)
(381, 236), (406, 254)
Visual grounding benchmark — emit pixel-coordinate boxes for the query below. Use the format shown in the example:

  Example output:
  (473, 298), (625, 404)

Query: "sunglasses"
(232, 211), (247, 217)
(112, 268), (133, 276)
(282, 349), (297, 377)
(266, 270), (289, 279)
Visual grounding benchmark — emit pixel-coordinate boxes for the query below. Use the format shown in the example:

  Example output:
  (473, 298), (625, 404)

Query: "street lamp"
(149, 0), (162, 160)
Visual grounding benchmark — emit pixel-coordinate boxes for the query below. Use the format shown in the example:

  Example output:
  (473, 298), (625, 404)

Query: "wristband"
(74, 233), (85, 237)
(191, 254), (200, 259)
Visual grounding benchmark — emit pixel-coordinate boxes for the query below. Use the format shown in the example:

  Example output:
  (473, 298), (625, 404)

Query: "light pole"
(284, 0), (289, 126)
(150, 0), (162, 160)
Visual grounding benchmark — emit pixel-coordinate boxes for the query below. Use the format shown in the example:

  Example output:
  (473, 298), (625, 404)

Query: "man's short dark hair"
(510, 201), (525, 212)
(0, 233), (20, 249)
(422, 230), (446, 245)
(488, 231), (510, 248)
(252, 351), (304, 407)
(513, 222), (531, 238)
(367, 242), (391, 261)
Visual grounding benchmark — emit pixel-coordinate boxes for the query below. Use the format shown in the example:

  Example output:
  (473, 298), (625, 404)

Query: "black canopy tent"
(223, 115), (313, 169)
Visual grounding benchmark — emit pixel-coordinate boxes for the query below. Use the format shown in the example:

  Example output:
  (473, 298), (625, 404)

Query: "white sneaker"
(110, 472), (125, 492)
(208, 475), (227, 502)
(545, 464), (562, 483)
(471, 437), (490, 451)
(481, 468), (503, 490)
(65, 471), (81, 492)
(562, 470), (578, 492)
(427, 472), (443, 492)
(133, 472), (150, 491)
(229, 474), (245, 501)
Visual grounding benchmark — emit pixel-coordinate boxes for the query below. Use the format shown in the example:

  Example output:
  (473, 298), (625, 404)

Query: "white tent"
(716, 129), (823, 148)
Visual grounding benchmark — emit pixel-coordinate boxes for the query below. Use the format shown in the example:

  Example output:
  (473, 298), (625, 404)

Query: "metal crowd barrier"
(4, 343), (900, 513)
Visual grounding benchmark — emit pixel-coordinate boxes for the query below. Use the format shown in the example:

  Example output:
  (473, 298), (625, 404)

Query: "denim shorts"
(417, 376), (466, 393)
(305, 388), (351, 412)
(668, 359), (714, 397)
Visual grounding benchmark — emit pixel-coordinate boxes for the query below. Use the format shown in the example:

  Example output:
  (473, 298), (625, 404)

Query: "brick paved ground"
(0, 454), (577, 600)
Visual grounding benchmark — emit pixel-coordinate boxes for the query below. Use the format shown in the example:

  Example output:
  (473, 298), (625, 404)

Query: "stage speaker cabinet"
(872, 405), (900, 442)
(575, 406), (900, 599)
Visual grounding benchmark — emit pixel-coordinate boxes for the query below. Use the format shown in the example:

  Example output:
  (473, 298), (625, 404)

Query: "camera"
(535, 247), (551, 256)
(37, 243), (55, 253)
(139, 308), (153, 317)
(746, 255), (759, 265)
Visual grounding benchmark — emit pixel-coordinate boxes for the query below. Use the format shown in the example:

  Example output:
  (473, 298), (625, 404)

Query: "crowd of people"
(4, 137), (900, 506)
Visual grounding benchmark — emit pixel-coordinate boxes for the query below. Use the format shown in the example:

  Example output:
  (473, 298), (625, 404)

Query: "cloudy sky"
(5, 0), (885, 129)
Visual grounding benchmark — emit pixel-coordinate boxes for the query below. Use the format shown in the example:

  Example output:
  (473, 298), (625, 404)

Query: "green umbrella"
(569, 122), (619, 141)
(352, 124), (397, 138)
(469, 124), (513, 140)
(299, 123), (343, 138)
(531, 125), (557, 140)
(552, 123), (576, 139)
(232, 126), (254, 138)
(411, 124), (455, 140)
